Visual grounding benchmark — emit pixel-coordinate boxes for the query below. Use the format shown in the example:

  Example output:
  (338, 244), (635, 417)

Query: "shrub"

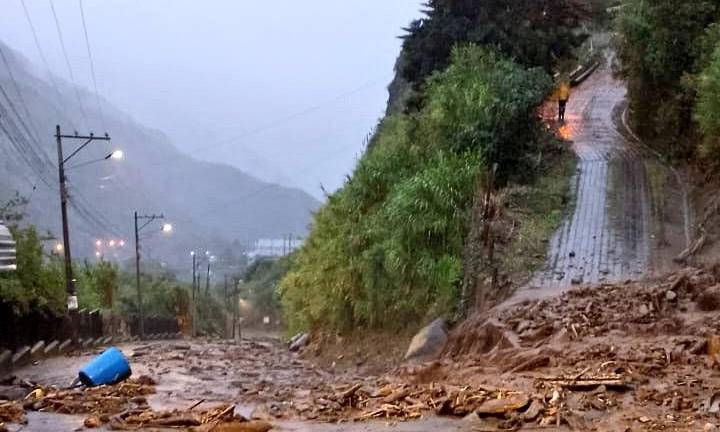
(280, 46), (552, 333)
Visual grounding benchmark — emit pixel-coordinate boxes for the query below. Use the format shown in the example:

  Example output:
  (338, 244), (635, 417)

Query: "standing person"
(558, 80), (571, 121)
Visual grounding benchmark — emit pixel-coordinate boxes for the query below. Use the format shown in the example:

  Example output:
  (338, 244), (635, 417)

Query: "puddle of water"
(11, 412), (87, 432)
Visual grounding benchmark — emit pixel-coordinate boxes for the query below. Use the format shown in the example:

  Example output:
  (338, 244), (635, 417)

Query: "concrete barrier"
(29, 341), (45, 361)
(11, 346), (30, 366)
(43, 340), (59, 356)
(58, 339), (73, 353)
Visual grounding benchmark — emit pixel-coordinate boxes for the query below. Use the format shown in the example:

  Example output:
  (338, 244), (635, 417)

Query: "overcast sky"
(0, 0), (423, 198)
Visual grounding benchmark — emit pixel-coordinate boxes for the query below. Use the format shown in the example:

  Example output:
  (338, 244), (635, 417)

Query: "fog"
(0, 0), (423, 198)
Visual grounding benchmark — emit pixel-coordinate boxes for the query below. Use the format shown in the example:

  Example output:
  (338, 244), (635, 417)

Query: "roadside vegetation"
(0, 194), (228, 334)
(280, 0), (589, 334)
(616, 0), (720, 163)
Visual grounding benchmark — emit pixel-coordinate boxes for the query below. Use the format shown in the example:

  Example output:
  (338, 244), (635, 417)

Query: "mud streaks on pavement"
(523, 62), (651, 297)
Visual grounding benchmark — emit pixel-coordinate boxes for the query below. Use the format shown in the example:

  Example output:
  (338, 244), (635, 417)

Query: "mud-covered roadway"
(6, 266), (720, 431)
(2, 335), (464, 431)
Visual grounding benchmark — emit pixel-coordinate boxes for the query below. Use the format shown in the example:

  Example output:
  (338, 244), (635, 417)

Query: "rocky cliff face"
(0, 42), (319, 270)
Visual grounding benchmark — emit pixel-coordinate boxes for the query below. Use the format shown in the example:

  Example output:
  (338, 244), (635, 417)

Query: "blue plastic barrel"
(78, 347), (132, 387)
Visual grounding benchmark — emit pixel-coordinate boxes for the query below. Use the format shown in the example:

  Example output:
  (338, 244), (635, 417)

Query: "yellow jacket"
(558, 83), (571, 101)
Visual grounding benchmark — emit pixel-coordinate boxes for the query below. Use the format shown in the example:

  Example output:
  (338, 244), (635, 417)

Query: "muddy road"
(517, 60), (688, 300)
(4, 337), (464, 431)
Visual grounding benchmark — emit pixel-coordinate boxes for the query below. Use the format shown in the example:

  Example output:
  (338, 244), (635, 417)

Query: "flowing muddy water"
(7, 339), (464, 431)
(515, 61), (659, 300)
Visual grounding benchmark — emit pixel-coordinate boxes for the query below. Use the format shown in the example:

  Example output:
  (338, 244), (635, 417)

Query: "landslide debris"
(248, 266), (720, 430)
(4, 376), (272, 431)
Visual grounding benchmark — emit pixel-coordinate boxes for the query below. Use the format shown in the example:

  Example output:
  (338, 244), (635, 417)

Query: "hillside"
(0, 42), (320, 269)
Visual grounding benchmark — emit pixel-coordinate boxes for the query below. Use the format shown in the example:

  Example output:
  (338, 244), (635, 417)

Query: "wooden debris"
(538, 374), (627, 389)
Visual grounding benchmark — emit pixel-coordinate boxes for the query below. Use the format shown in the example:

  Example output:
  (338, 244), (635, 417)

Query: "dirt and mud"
(4, 266), (720, 431)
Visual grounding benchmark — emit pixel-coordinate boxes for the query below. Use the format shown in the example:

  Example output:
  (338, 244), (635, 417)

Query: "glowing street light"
(95, 240), (103, 248)
(55, 243), (64, 253)
(109, 149), (124, 160)
(134, 212), (171, 339)
(108, 240), (116, 247)
(119, 240), (125, 247)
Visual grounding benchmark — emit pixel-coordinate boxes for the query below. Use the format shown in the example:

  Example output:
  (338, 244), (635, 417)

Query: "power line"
(78, 0), (105, 130)
(0, 83), (48, 165)
(20, 0), (64, 106)
(0, 45), (41, 143)
(13, 1), (124, 241)
(0, 117), (53, 189)
(49, 0), (90, 128)
(0, 96), (55, 187)
(150, 75), (390, 167)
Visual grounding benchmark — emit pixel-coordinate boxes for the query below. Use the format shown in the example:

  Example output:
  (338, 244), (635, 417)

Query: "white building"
(0, 221), (17, 272)
(247, 237), (302, 260)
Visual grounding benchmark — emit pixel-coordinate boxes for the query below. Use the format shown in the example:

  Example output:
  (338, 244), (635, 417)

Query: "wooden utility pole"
(133, 212), (167, 339)
(191, 252), (197, 337)
(55, 125), (111, 344)
(205, 261), (210, 295)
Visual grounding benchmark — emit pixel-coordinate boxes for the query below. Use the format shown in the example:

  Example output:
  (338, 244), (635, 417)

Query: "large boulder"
(289, 333), (310, 352)
(405, 318), (448, 361)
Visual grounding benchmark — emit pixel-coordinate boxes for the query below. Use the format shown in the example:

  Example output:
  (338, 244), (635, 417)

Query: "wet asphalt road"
(520, 61), (651, 299)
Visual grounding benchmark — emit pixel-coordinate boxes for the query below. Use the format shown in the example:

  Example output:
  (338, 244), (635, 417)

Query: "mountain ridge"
(0, 41), (320, 270)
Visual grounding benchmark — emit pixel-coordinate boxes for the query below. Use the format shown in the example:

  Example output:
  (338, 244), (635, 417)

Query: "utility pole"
(134, 212), (170, 339)
(205, 261), (210, 296)
(191, 251), (197, 338)
(55, 125), (111, 344)
(223, 274), (228, 305)
(223, 274), (228, 339)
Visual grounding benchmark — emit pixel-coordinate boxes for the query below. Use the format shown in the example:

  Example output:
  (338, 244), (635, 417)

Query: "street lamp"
(55, 125), (113, 345)
(109, 150), (123, 160)
(134, 212), (171, 339)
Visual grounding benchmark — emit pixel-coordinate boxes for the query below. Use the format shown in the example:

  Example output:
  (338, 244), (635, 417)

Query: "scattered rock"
(84, 416), (101, 428)
(405, 318), (448, 361)
(697, 285), (720, 311)
(0, 386), (26, 401)
(665, 290), (677, 301)
(708, 335), (720, 357)
(476, 393), (529, 416)
(289, 333), (310, 352)
(192, 420), (273, 432)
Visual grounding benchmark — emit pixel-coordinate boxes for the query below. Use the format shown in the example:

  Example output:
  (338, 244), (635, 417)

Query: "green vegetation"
(0, 223), (122, 314)
(0, 194), (197, 331)
(238, 257), (290, 324)
(500, 149), (576, 279)
(616, 0), (720, 161)
(399, 0), (585, 85)
(280, 46), (557, 333)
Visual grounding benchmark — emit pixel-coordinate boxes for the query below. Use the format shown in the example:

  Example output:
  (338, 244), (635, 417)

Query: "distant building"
(0, 221), (17, 272)
(247, 237), (303, 260)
